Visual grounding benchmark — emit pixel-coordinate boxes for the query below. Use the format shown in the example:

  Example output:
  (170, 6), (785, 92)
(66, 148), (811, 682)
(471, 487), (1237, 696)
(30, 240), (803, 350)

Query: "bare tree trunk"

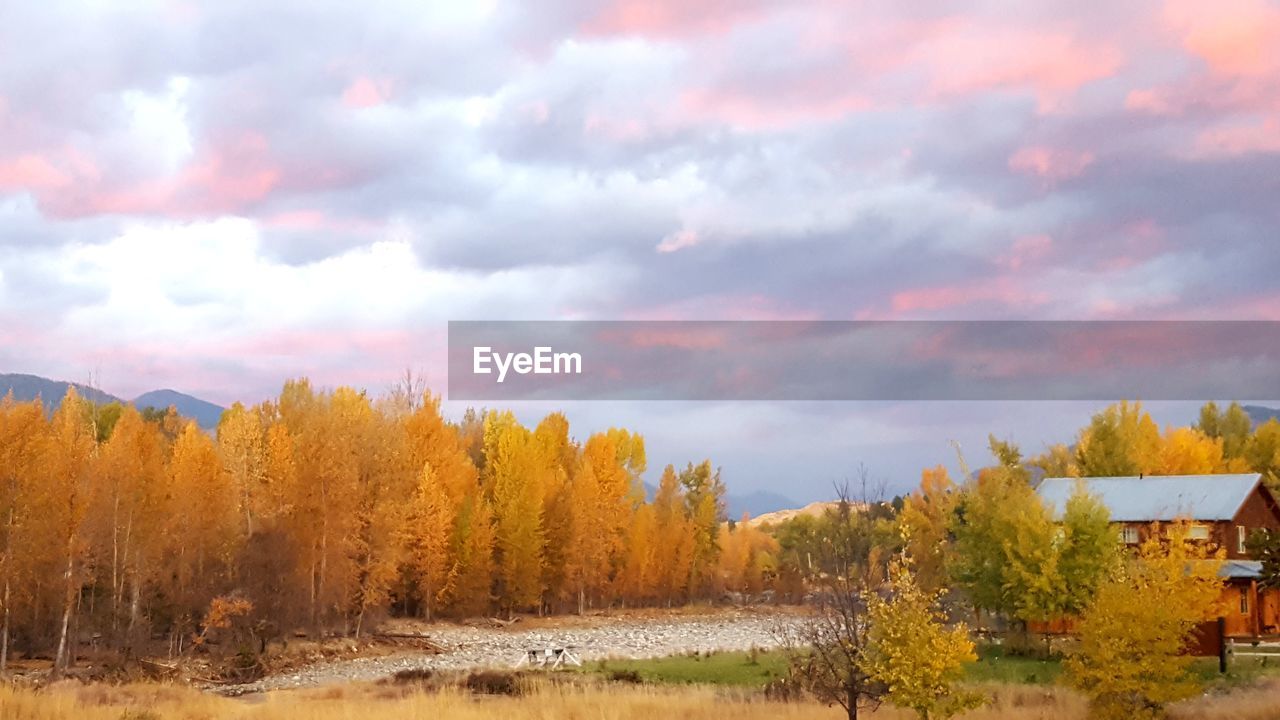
(53, 548), (75, 676)
(1, 577), (10, 673)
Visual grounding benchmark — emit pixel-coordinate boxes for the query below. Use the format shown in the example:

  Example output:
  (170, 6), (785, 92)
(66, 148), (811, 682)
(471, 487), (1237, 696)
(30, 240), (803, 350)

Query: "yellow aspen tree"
(652, 465), (696, 605)
(1157, 426), (1226, 475)
(217, 402), (266, 538)
(401, 463), (455, 620)
(1075, 400), (1161, 476)
(400, 394), (478, 617)
(681, 461), (726, 599)
(565, 455), (609, 613)
(447, 491), (494, 617)
(404, 393), (479, 504)
(92, 406), (166, 644)
(1066, 521), (1225, 720)
(616, 502), (657, 605)
(336, 388), (412, 637)
(897, 465), (958, 594)
(0, 395), (47, 671)
(534, 413), (575, 610)
(484, 411), (545, 613)
(164, 422), (238, 633)
(42, 388), (96, 676)
(861, 561), (982, 720)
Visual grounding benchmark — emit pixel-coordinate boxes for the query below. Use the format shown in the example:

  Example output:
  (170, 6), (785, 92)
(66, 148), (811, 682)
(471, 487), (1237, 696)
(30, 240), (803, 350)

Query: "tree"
(0, 395), (47, 670)
(777, 481), (887, 720)
(651, 465), (696, 605)
(447, 492), (494, 616)
(1076, 401), (1160, 477)
(897, 466), (958, 594)
(401, 463), (456, 620)
(1246, 419), (1280, 488)
(680, 460), (726, 597)
(1156, 427), (1224, 475)
(861, 561), (982, 720)
(218, 402), (266, 538)
(1055, 484), (1118, 616)
(91, 406), (167, 647)
(43, 389), (97, 676)
(1065, 521), (1225, 720)
(484, 411), (546, 613)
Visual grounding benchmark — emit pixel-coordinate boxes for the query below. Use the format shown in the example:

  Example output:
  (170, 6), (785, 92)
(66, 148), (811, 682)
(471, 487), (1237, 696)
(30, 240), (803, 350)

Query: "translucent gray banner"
(447, 321), (1280, 401)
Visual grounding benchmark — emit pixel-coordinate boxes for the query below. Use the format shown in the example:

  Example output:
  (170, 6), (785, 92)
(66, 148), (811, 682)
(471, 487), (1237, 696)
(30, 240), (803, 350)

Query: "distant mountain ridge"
(133, 389), (226, 429)
(1245, 405), (1280, 426)
(0, 373), (226, 429)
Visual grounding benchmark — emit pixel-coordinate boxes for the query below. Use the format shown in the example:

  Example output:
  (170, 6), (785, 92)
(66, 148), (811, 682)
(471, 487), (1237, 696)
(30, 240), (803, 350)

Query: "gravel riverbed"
(220, 609), (804, 694)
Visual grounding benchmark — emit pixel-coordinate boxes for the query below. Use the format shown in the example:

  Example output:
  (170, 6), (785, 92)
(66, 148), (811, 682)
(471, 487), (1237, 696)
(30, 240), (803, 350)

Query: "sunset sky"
(2, 1), (1278, 501)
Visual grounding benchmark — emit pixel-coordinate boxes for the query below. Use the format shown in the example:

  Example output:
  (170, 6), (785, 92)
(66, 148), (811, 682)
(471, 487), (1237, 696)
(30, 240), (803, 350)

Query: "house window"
(1241, 587), (1250, 615)
(1239, 526), (1248, 555)
(1122, 526), (1139, 545)
(1188, 524), (1211, 540)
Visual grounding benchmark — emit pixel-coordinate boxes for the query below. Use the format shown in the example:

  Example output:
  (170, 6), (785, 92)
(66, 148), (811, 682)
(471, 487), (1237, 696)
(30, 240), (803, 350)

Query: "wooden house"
(1036, 473), (1280, 638)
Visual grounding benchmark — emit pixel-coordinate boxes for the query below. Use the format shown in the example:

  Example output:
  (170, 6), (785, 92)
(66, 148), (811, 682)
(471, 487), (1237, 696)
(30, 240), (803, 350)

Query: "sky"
(2, 0), (1279, 502)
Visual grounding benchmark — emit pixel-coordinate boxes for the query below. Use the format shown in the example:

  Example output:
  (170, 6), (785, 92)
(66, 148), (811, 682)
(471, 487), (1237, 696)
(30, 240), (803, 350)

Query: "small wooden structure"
(514, 646), (582, 670)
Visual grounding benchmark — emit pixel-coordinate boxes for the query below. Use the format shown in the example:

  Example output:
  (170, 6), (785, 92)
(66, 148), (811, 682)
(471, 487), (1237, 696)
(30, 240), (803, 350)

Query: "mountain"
(726, 490), (798, 520)
(133, 389), (226, 429)
(1245, 405), (1280, 426)
(745, 500), (847, 528)
(0, 373), (225, 430)
(639, 482), (796, 520)
(0, 373), (121, 405)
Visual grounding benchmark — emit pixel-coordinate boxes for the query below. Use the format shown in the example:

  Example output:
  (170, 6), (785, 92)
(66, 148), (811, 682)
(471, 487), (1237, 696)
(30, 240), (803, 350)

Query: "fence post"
(1218, 616), (1227, 674)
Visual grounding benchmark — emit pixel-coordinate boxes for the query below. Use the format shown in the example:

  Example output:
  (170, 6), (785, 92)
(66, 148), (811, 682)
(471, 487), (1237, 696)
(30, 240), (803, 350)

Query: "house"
(1036, 473), (1280, 638)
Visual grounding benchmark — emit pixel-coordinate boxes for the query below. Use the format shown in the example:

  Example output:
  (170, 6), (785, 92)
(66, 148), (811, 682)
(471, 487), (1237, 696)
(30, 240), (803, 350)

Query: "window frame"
(1239, 525), (1248, 555)
(1121, 526), (1139, 545)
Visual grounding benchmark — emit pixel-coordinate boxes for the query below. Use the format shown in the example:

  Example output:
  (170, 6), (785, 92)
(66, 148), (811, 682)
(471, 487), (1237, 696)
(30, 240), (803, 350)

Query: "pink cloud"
(656, 228), (700, 253)
(43, 132), (280, 219)
(996, 234), (1054, 271)
(582, 0), (767, 39)
(1163, 0), (1280, 77)
(1191, 117), (1280, 157)
(1008, 146), (1096, 182)
(890, 278), (1049, 315)
(341, 76), (393, 108)
(912, 20), (1123, 112)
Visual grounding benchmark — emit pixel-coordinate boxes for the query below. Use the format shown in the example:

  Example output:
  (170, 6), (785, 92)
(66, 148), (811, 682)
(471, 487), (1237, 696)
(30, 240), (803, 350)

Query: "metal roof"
(1036, 474), (1263, 522)
(1219, 560), (1263, 580)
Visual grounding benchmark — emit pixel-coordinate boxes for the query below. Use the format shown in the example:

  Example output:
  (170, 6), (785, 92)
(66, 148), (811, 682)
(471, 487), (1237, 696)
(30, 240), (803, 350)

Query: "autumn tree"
(861, 561), (982, 720)
(897, 466), (958, 594)
(1246, 419), (1280, 487)
(1076, 401), (1160, 476)
(681, 460), (726, 597)
(447, 493), (494, 616)
(484, 411), (546, 613)
(534, 413), (576, 610)
(0, 395), (47, 670)
(43, 389), (97, 675)
(1156, 426), (1225, 475)
(1065, 521), (1225, 720)
(162, 422), (238, 641)
(401, 464), (456, 620)
(91, 406), (167, 647)
(218, 402), (266, 537)
(651, 465), (696, 605)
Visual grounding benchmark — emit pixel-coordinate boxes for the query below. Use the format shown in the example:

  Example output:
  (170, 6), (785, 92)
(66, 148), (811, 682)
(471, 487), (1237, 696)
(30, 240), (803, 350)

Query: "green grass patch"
(581, 650), (789, 687)
(964, 645), (1063, 685)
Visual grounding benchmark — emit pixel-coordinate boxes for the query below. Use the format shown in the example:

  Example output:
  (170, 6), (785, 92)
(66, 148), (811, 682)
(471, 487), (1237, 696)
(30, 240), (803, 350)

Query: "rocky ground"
(218, 608), (806, 695)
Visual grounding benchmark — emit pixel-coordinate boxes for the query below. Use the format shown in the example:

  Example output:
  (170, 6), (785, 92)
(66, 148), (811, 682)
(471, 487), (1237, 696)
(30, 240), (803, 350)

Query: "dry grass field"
(4, 679), (1280, 720)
